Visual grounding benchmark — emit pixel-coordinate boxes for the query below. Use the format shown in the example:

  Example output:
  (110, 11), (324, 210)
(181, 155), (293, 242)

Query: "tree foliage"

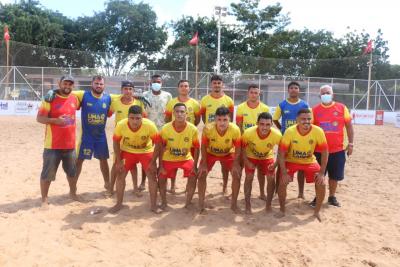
(0, 0), (398, 79)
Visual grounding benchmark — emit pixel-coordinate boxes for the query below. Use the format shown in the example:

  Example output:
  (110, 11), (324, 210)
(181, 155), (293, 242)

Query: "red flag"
(4, 26), (10, 42)
(189, 31), (199, 46)
(363, 40), (373, 55)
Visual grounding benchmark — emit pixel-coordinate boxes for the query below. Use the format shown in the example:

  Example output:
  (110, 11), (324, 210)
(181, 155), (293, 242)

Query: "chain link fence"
(0, 66), (398, 111)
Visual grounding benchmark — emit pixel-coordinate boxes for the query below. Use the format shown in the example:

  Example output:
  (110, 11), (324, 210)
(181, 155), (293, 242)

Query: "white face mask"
(151, 83), (161, 91)
(321, 94), (333, 104)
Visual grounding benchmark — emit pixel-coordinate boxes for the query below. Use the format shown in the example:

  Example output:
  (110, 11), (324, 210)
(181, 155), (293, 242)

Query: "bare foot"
(222, 187), (228, 196)
(199, 208), (208, 215)
(40, 201), (49, 211)
(138, 184), (145, 192)
(297, 193), (305, 199)
(109, 203), (124, 214)
(159, 203), (168, 211)
(313, 212), (322, 222)
(274, 211), (285, 218)
(231, 205), (241, 214)
(69, 193), (84, 202)
(245, 207), (252, 215)
(184, 202), (193, 209)
(259, 195), (267, 201)
(167, 188), (176, 195)
(104, 182), (111, 191)
(151, 206), (161, 214)
(223, 192), (231, 200)
(132, 189), (143, 197)
(104, 190), (113, 198)
(206, 203), (215, 209)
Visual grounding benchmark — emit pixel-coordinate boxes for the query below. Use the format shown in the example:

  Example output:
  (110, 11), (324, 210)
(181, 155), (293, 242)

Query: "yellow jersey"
(236, 101), (270, 131)
(200, 94), (234, 124)
(242, 126), (282, 160)
(113, 118), (158, 154)
(110, 94), (146, 125)
(202, 122), (241, 157)
(164, 97), (200, 125)
(279, 125), (328, 164)
(159, 122), (200, 162)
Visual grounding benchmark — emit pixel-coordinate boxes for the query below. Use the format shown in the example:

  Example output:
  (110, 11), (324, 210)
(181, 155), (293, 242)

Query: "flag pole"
(366, 51), (372, 110)
(195, 44), (199, 99)
(4, 26), (10, 100)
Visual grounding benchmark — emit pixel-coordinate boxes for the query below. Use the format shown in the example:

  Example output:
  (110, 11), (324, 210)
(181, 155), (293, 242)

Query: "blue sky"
(1, 0), (398, 64)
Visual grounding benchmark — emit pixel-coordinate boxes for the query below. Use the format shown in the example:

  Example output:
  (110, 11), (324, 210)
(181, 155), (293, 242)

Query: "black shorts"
(315, 150), (346, 181)
(40, 149), (77, 181)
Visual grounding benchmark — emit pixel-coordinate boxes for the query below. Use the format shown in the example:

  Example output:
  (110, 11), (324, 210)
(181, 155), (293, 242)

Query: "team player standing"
(37, 74), (354, 221)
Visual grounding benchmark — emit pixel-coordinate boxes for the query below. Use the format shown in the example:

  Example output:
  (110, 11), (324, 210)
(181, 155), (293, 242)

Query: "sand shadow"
(60, 190), (185, 230)
(148, 195), (320, 238)
(0, 191), (108, 214)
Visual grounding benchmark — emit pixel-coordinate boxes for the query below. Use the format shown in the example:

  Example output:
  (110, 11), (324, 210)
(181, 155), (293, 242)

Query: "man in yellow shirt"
(200, 75), (234, 124)
(273, 81), (310, 199)
(156, 103), (200, 210)
(236, 84), (270, 132)
(164, 79), (200, 194)
(198, 107), (241, 213)
(109, 105), (159, 213)
(109, 80), (146, 197)
(242, 112), (281, 214)
(236, 84), (270, 201)
(277, 108), (328, 221)
(165, 79), (200, 125)
(200, 75), (234, 197)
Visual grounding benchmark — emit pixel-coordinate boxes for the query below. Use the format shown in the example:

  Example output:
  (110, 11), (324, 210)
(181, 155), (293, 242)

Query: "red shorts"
(204, 153), (234, 171)
(121, 151), (153, 172)
(245, 158), (275, 176)
(283, 162), (321, 183)
(159, 160), (195, 179)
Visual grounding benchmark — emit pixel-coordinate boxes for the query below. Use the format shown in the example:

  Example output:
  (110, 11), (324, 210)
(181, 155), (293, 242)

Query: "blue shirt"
(79, 90), (111, 141)
(273, 99), (309, 133)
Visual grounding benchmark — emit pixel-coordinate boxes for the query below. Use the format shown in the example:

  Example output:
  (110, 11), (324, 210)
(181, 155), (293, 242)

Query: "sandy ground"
(0, 116), (399, 266)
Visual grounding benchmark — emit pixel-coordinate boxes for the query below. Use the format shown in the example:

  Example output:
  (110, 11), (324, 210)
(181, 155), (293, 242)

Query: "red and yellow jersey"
(202, 122), (241, 157)
(159, 122), (200, 161)
(312, 102), (351, 153)
(242, 126), (282, 160)
(113, 118), (158, 154)
(164, 97), (200, 125)
(38, 94), (79, 149)
(279, 125), (328, 164)
(110, 94), (146, 125)
(236, 101), (270, 131)
(200, 94), (234, 124)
